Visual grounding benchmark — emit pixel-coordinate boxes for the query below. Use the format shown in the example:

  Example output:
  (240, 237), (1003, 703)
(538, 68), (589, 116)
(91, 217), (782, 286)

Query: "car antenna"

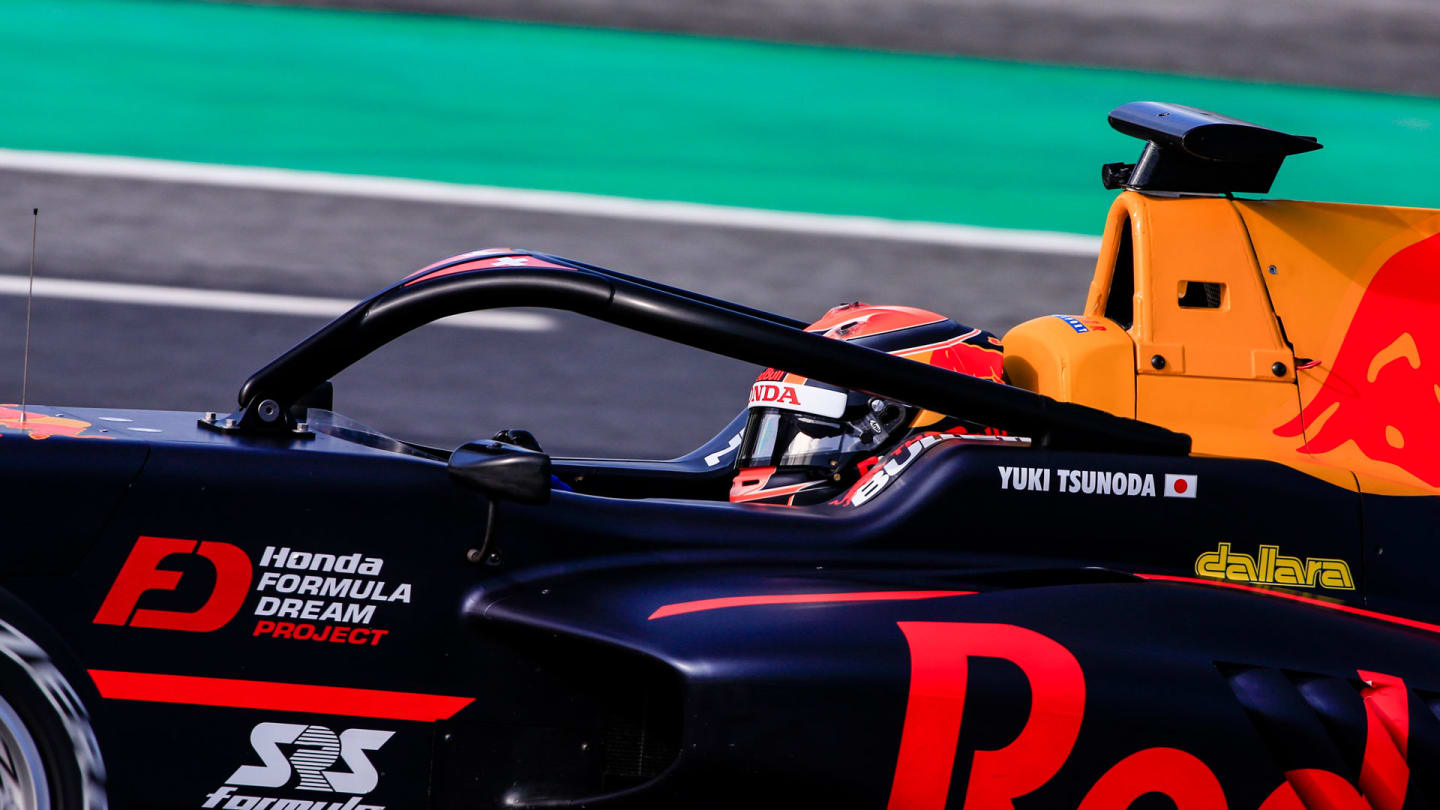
(20, 207), (36, 425)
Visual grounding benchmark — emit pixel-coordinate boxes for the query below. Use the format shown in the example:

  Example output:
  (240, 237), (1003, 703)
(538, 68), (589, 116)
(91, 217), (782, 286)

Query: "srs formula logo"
(203, 722), (393, 810)
(94, 537), (412, 647)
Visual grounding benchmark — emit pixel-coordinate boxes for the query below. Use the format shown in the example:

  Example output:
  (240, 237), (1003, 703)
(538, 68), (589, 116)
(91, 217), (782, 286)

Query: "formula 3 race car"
(2, 101), (1439, 810)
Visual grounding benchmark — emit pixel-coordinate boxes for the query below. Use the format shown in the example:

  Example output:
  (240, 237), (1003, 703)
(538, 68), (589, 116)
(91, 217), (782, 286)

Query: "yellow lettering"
(1258, 545), (1276, 582)
(1272, 554), (1304, 586)
(1315, 560), (1356, 590)
(1195, 543), (1229, 580)
(1192, 542), (1354, 591)
(1225, 552), (1258, 582)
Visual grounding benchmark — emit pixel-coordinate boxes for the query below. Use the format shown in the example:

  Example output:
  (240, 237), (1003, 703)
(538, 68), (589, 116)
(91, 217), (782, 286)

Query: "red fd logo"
(750, 383), (801, 406)
(93, 536), (252, 632)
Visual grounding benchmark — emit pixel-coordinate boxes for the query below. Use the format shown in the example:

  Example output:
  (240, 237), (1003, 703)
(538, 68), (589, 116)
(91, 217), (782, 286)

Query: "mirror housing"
(449, 440), (552, 505)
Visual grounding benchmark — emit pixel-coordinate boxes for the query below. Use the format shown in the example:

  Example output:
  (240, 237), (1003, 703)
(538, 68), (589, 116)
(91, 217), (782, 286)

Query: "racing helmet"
(730, 303), (1006, 506)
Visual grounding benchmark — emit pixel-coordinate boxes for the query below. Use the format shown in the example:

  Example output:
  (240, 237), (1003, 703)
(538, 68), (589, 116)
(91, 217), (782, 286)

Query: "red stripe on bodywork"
(87, 670), (473, 722)
(648, 590), (973, 620)
(1137, 574), (1440, 636)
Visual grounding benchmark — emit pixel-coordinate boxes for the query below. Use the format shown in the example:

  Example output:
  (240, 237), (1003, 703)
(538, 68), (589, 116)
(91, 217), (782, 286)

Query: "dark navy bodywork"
(1, 241), (1437, 810)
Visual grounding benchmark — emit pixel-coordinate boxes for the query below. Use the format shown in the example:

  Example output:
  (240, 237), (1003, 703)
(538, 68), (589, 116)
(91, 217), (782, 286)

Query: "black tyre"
(0, 618), (106, 810)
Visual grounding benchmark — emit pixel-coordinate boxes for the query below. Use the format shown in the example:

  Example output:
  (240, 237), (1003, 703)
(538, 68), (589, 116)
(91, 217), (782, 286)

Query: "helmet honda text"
(730, 303), (1007, 506)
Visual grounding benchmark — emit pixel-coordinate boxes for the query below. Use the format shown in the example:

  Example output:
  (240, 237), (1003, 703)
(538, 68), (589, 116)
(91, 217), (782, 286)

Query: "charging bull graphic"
(1275, 233), (1440, 488)
(896, 330), (1005, 384)
(0, 405), (104, 439)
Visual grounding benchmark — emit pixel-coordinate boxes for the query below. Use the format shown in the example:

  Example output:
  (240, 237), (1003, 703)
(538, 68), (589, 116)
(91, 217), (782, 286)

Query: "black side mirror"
(449, 440), (552, 505)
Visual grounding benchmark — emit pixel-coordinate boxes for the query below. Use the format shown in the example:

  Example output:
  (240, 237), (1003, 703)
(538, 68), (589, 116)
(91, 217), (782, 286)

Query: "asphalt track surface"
(2, 0), (1428, 460)
(0, 169), (1092, 458)
(242, 0), (1440, 96)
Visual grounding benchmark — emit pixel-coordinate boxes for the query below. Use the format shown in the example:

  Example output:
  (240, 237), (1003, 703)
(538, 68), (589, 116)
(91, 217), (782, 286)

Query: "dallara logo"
(1194, 542), (1354, 590)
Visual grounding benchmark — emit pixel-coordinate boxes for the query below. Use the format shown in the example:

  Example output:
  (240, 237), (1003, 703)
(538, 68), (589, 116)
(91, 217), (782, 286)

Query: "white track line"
(0, 149), (1101, 257)
(0, 275), (555, 331)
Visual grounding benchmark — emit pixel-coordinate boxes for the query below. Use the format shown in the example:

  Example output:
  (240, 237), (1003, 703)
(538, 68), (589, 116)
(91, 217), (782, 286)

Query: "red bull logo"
(898, 332), (1005, 384)
(0, 405), (104, 439)
(1275, 233), (1440, 488)
(888, 621), (1412, 810)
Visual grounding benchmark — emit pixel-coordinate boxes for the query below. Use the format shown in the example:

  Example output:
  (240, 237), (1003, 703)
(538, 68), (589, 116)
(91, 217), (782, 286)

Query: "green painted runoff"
(1, 0), (1436, 234)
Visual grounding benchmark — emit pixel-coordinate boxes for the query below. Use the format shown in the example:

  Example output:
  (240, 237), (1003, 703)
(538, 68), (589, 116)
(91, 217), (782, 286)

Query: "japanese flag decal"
(1164, 474), (1198, 498)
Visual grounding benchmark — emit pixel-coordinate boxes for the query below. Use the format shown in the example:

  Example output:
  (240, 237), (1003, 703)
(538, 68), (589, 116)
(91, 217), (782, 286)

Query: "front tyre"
(0, 690), (51, 809)
(0, 619), (106, 810)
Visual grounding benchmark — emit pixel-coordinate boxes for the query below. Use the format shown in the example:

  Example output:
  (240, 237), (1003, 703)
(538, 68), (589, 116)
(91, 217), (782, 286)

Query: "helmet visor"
(737, 402), (910, 470)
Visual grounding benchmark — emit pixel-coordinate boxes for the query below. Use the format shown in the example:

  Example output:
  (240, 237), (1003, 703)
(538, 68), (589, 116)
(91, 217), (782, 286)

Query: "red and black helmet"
(729, 303), (1006, 506)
